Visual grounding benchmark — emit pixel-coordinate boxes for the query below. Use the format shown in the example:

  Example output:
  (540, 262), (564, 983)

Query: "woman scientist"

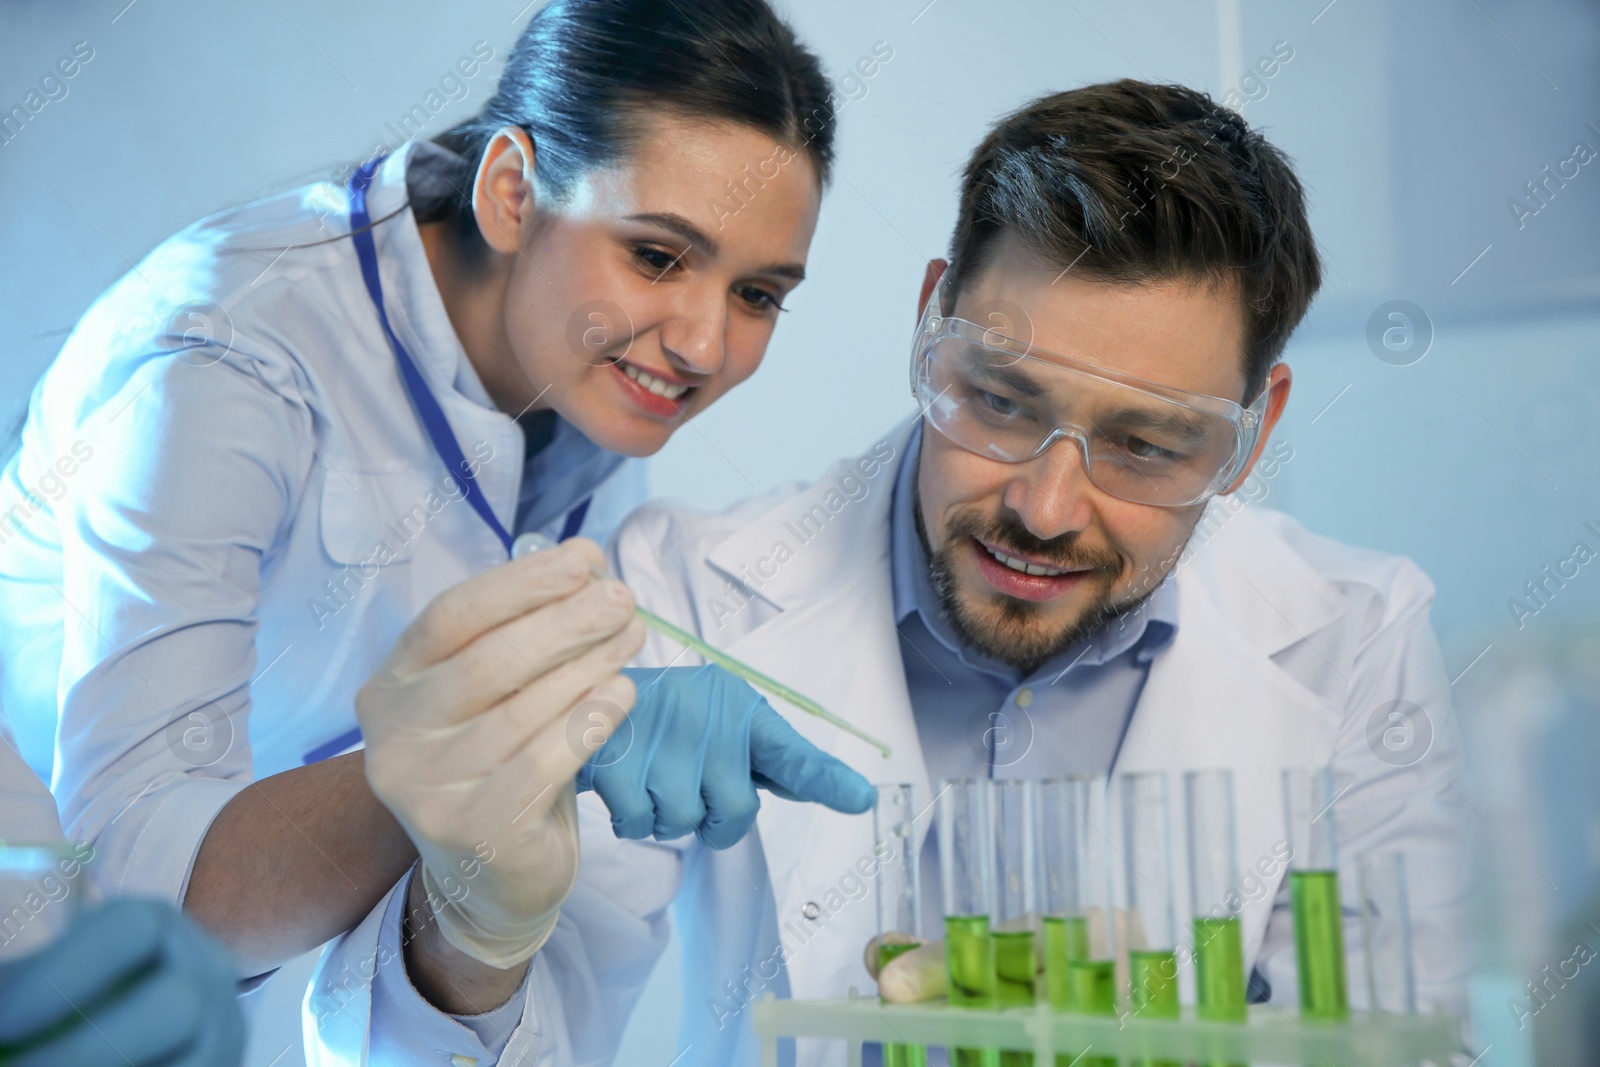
(0, 0), (872, 1056)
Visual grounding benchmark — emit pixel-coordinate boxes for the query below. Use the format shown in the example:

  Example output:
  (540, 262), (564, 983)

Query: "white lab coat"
(585, 421), (1469, 1066)
(0, 142), (644, 1063)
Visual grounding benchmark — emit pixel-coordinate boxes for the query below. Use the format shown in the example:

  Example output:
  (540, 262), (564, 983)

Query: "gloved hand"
(0, 898), (245, 1066)
(579, 664), (876, 849)
(358, 537), (644, 969)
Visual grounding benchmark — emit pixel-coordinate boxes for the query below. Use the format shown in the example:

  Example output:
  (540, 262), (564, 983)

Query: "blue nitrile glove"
(577, 664), (877, 849)
(0, 898), (245, 1067)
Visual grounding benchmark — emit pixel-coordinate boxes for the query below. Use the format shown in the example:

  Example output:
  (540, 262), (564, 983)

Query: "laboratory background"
(2, 0), (1597, 1063)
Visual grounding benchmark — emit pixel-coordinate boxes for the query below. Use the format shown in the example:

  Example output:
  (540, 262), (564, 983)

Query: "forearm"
(183, 752), (416, 975)
(401, 864), (529, 1014)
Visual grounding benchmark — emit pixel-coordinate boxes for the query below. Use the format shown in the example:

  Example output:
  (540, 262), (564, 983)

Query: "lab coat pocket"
(319, 465), (447, 567)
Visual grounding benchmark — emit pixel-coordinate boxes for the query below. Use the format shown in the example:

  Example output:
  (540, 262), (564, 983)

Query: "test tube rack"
(753, 995), (1460, 1066)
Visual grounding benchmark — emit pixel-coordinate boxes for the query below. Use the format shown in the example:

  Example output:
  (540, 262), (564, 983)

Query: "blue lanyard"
(303, 158), (592, 766)
(347, 157), (518, 555)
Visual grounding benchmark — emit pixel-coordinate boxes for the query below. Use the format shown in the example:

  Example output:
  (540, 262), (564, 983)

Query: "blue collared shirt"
(889, 422), (1177, 934)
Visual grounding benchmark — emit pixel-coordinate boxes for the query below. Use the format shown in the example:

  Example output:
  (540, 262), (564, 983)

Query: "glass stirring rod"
(512, 532), (892, 758)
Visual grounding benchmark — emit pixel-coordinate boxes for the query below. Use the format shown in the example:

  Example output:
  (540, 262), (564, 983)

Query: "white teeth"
(986, 544), (1068, 577)
(621, 363), (689, 400)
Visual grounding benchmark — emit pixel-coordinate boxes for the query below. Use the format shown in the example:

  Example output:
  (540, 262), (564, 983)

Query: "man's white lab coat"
(582, 421), (1469, 1066)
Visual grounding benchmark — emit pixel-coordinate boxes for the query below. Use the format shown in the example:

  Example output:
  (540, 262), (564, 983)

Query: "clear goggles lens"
(911, 282), (1265, 508)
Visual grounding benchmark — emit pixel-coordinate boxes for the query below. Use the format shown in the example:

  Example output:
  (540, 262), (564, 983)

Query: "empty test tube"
(1357, 851), (1417, 1015)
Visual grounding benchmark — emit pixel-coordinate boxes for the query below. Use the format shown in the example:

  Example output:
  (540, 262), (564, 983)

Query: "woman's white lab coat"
(0, 142), (643, 1057)
(555, 421), (1469, 1067)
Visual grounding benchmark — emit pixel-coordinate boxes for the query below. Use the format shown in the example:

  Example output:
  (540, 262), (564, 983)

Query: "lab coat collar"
(704, 420), (917, 613)
(365, 142), (492, 412)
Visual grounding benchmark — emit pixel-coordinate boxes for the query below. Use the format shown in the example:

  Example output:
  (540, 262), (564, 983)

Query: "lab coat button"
(802, 901), (821, 920)
(1016, 688), (1034, 708)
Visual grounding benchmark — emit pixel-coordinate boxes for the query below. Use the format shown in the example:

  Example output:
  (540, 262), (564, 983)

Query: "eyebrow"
(1096, 405), (1213, 443)
(970, 358), (1048, 399)
(623, 211), (807, 282)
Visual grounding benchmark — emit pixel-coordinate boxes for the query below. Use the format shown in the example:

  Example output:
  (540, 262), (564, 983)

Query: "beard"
(914, 492), (1168, 675)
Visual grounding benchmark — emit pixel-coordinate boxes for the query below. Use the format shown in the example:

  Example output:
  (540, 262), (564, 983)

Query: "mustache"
(945, 508), (1121, 575)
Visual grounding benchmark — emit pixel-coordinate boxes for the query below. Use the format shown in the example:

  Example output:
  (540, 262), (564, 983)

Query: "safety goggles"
(909, 276), (1267, 508)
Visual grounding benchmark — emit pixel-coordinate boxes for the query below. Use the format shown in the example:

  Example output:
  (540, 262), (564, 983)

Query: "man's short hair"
(947, 79), (1322, 401)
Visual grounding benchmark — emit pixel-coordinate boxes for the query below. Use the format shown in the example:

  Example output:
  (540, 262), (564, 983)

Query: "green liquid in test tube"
(875, 783), (928, 1067)
(1192, 916), (1246, 1020)
(1290, 869), (1347, 1019)
(994, 930), (1038, 1008)
(1185, 769), (1248, 1067)
(1128, 949), (1179, 1018)
(993, 781), (1039, 1067)
(940, 779), (1000, 1067)
(1121, 772), (1180, 1067)
(1283, 768), (1349, 1022)
(1041, 914), (1089, 1009)
(1040, 777), (1117, 1067)
(945, 914), (999, 1008)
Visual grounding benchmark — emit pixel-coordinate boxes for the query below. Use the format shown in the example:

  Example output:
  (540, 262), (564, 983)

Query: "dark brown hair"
(947, 79), (1321, 401)
(427, 0), (834, 229)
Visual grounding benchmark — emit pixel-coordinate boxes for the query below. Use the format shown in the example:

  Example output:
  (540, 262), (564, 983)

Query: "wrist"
(401, 866), (532, 1015)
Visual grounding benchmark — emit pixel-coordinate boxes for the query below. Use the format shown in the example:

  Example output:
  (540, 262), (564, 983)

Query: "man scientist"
(571, 78), (1469, 1064)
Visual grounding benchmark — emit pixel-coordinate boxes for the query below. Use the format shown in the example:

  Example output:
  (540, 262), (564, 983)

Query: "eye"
(736, 284), (783, 313)
(1119, 435), (1183, 462)
(633, 245), (683, 277)
(978, 389), (1022, 417)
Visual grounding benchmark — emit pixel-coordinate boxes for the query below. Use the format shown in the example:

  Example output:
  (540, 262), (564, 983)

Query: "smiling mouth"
(976, 538), (1088, 577)
(619, 361), (692, 401)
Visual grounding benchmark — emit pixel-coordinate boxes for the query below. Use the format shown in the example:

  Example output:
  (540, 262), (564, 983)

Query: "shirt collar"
(889, 420), (1178, 684)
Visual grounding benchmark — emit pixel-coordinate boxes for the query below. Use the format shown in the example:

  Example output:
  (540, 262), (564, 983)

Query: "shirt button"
(1016, 688), (1034, 709)
(802, 901), (821, 920)
(451, 1056), (478, 1067)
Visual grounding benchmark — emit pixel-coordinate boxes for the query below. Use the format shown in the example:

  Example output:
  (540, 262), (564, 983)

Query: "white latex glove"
(357, 537), (644, 968)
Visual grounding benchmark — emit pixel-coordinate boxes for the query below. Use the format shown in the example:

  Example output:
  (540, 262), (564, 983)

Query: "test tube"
(874, 784), (927, 1067)
(1282, 767), (1349, 1020)
(1185, 770), (1247, 1024)
(1040, 775), (1116, 1067)
(1357, 851), (1417, 1015)
(1121, 771), (1180, 1048)
(994, 781), (1039, 1067)
(939, 777), (999, 1067)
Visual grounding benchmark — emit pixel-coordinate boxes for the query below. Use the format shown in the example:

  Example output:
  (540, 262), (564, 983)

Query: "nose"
(1003, 431), (1096, 540)
(658, 286), (727, 377)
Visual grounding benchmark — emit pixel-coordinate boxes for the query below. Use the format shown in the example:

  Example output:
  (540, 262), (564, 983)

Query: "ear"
(917, 258), (949, 323)
(1219, 362), (1292, 495)
(472, 126), (539, 255)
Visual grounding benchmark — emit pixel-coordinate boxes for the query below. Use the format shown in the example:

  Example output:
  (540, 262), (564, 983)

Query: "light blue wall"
(3, 1), (1596, 1063)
